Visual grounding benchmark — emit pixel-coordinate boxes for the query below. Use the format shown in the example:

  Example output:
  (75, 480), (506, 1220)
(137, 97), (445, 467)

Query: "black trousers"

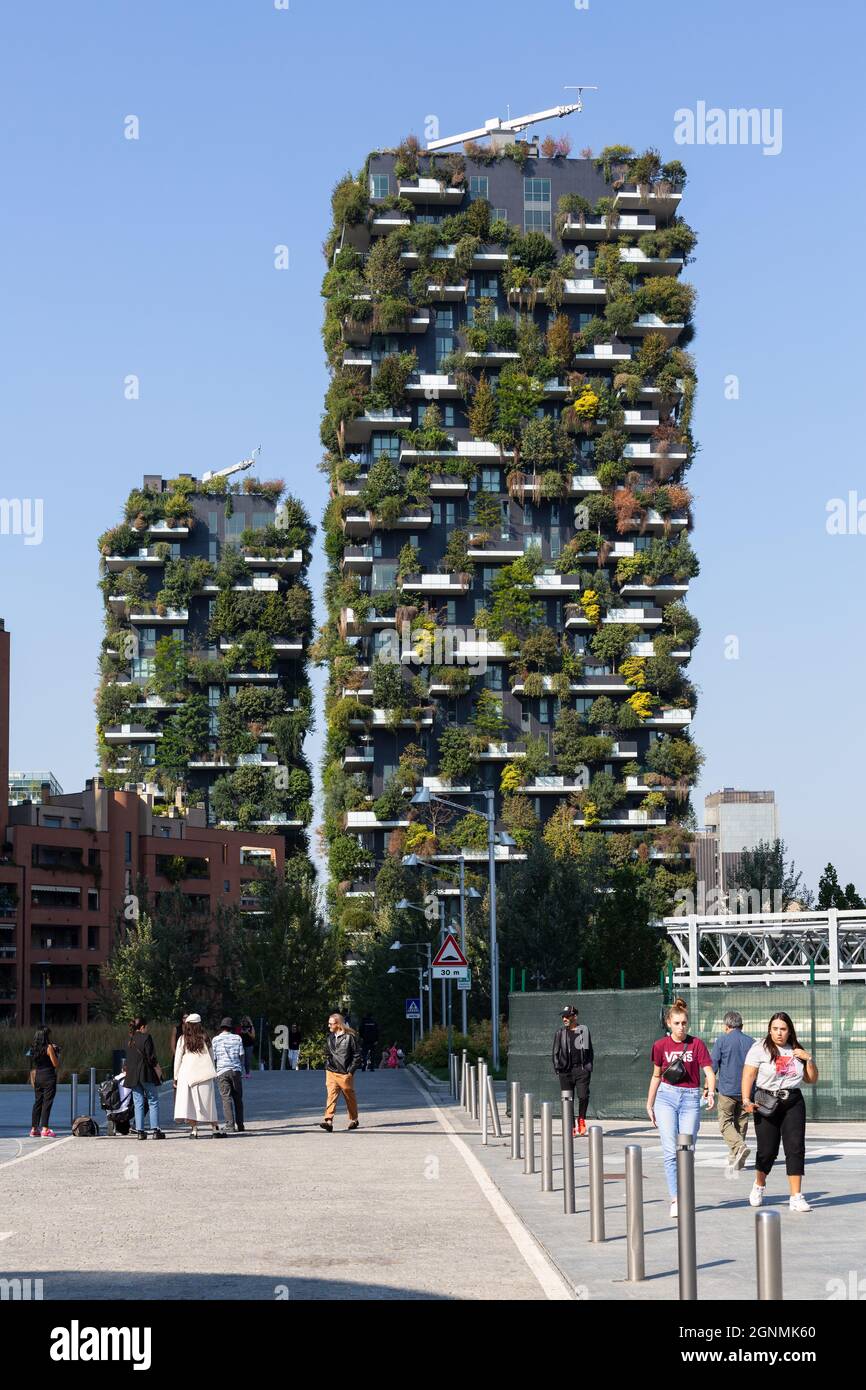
(754, 1089), (806, 1177)
(217, 1071), (244, 1128)
(360, 1043), (377, 1071)
(558, 1068), (591, 1121)
(32, 1070), (56, 1130)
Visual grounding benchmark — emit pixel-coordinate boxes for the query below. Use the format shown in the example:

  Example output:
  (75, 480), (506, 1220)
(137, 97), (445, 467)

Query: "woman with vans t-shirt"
(741, 1012), (818, 1213)
(647, 997), (715, 1219)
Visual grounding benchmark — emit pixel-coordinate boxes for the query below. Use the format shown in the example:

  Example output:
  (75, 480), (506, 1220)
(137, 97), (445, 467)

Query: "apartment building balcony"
(623, 441), (688, 465)
(631, 313), (685, 343)
(623, 409), (660, 430)
(421, 777), (472, 794)
(624, 775), (655, 793)
(339, 607), (397, 637)
(341, 509), (372, 538)
(344, 880), (376, 897)
(344, 409), (412, 445)
(645, 708), (692, 728)
(103, 724), (163, 742)
(538, 277), (606, 305)
(130, 695), (182, 711)
(405, 373), (461, 399)
(342, 348), (373, 370)
(370, 214), (412, 235)
(619, 247), (684, 276)
(452, 638), (509, 662)
(573, 341), (633, 367)
(639, 509), (689, 533)
(605, 605), (663, 626)
(401, 245), (508, 270)
(401, 572), (471, 596)
(619, 581), (689, 599)
(128, 607), (189, 625)
(569, 474), (603, 496)
(522, 775), (594, 795)
(574, 808), (667, 828)
(614, 185), (683, 214)
(342, 545), (373, 572)
(188, 757), (232, 769)
(397, 178), (465, 204)
(429, 474), (469, 496)
(530, 573), (584, 594)
(103, 548), (168, 571)
(424, 281), (468, 301)
(342, 298), (374, 343)
(464, 350), (521, 364)
(473, 742), (527, 762)
(629, 641), (689, 660)
(511, 674), (630, 696)
(467, 536), (524, 561)
(218, 638), (303, 657)
(224, 670), (280, 682)
(561, 213), (656, 239)
(149, 521), (190, 537)
(343, 745), (375, 768)
(243, 550), (303, 573)
(610, 741), (639, 759)
(345, 809), (412, 832)
(349, 708), (434, 728)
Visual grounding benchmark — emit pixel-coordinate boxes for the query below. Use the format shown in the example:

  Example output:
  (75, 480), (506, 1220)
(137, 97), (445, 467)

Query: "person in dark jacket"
(552, 1004), (594, 1137)
(319, 1013), (361, 1132)
(358, 1014), (379, 1072)
(29, 1027), (60, 1137)
(124, 1016), (165, 1140)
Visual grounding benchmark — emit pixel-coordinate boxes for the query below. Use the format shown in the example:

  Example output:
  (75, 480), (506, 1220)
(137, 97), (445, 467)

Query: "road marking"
(406, 1071), (574, 1301)
(0, 1137), (74, 1170)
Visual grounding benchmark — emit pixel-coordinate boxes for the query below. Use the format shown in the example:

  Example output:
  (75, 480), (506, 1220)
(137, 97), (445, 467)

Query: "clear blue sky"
(1, 0), (863, 893)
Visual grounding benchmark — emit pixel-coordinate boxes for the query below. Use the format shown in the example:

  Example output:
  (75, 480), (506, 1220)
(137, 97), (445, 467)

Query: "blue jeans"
(132, 1082), (160, 1133)
(655, 1082), (700, 1197)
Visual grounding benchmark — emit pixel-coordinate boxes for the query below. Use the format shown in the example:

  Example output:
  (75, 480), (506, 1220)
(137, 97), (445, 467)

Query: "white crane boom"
(202, 445), (261, 484)
(425, 92), (596, 152)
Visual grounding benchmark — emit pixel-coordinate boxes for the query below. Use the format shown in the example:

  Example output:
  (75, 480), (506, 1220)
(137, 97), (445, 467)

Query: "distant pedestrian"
(288, 1023), (302, 1071)
(358, 1015), (379, 1072)
(319, 1013), (361, 1132)
(385, 1043), (399, 1069)
(553, 1004), (594, 1137)
(378, 1049), (390, 1069)
(238, 1017), (256, 1077)
(742, 1012), (818, 1213)
(213, 1018), (245, 1133)
(711, 1010), (754, 1175)
(29, 1027), (60, 1137)
(124, 1016), (165, 1140)
(173, 1014), (224, 1139)
(647, 997), (715, 1219)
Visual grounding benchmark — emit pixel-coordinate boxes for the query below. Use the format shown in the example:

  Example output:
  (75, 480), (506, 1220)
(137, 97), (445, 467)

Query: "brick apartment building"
(0, 619), (285, 1026)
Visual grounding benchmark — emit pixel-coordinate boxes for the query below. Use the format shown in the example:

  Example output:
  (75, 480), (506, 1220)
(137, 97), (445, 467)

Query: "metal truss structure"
(664, 910), (866, 987)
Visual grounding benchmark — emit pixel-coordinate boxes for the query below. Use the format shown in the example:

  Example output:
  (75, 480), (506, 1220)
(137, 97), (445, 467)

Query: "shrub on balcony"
(634, 278), (695, 324)
(590, 623), (639, 665)
(661, 601), (700, 647)
(445, 812), (488, 852)
(619, 656), (647, 689)
(368, 351), (417, 410)
(510, 231), (557, 274)
(469, 689), (508, 742)
(466, 325), (490, 354)
(626, 690), (655, 721)
(580, 589), (602, 625)
(500, 761), (527, 793)
(615, 555), (645, 587)
(501, 793), (537, 850)
(489, 315), (517, 351)
(555, 192), (593, 235)
(371, 657), (406, 710)
(436, 726), (474, 784)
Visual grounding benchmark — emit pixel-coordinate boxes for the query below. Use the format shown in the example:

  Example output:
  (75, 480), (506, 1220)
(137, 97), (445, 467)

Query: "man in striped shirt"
(213, 1018), (246, 1133)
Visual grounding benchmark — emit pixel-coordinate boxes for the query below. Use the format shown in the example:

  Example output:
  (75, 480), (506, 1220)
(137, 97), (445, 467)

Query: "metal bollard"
(480, 1062), (489, 1145)
(510, 1081), (522, 1159)
(561, 1095), (575, 1214)
(460, 1050), (468, 1108)
(70, 1073), (79, 1127)
(468, 1064), (477, 1121)
(755, 1209), (783, 1300)
(625, 1145), (645, 1281)
(88, 1066), (96, 1118)
(541, 1102), (553, 1192)
(523, 1093), (535, 1174)
(486, 1075), (503, 1138)
(676, 1131), (697, 1300)
(588, 1124), (605, 1242)
(474, 1060), (483, 1121)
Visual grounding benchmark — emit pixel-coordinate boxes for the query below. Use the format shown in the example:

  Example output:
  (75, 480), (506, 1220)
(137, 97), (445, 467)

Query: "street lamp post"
(387, 963), (426, 1040)
(391, 911), (433, 1034)
(409, 787), (512, 1072)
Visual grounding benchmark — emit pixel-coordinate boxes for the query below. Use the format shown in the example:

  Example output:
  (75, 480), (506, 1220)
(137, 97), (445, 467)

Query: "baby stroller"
(98, 1072), (137, 1136)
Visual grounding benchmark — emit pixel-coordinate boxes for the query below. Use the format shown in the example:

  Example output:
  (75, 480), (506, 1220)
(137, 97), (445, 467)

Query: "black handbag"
(754, 1086), (789, 1117)
(662, 1054), (687, 1084)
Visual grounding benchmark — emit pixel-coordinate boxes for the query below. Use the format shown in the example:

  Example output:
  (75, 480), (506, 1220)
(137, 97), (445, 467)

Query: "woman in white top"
(173, 1014), (225, 1139)
(741, 1011), (818, 1212)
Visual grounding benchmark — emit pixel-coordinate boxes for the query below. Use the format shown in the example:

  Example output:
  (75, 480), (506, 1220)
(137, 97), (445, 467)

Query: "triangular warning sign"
(431, 933), (468, 967)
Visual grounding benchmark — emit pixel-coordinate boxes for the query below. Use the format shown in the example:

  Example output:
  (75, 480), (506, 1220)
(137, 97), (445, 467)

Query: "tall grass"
(0, 1023), (175, 1084)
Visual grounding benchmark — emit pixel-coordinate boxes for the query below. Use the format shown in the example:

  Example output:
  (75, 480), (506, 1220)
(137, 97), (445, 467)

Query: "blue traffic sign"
(405, 998), (422, 1019)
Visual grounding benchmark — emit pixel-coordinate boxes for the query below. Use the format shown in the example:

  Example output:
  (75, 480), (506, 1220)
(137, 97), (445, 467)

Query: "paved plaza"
(0, 1069), (863, 1301)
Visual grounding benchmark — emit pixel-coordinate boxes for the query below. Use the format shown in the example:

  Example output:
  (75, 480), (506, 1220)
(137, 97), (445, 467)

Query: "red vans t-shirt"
(651, 1035), (712, 1088)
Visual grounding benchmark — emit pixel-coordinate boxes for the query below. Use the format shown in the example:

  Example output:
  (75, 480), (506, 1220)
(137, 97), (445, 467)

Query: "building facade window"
(469, 175), (489, 200)
(524, 176), (551, 234)
(370, 174), (389, 199)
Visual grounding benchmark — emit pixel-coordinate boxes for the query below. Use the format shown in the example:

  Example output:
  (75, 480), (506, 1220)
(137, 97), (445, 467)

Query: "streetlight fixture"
(390, 912), (433, 1032)
(409, 786), (509, 1070)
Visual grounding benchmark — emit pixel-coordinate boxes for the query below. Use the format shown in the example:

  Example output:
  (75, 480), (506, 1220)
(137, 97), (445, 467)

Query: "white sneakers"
(733, 1145), (750, 1170)
(789, 1193), (811, 1212)
(749, 1182), (764, 1206)
(669, 1199), (678, 1219)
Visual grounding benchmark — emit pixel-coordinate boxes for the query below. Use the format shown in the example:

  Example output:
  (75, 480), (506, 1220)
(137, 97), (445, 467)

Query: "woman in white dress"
(173, 1014), (225, 1138)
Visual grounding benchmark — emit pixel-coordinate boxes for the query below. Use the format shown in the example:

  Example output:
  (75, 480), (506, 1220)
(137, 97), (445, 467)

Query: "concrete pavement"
(0, 1070), (569, 1300)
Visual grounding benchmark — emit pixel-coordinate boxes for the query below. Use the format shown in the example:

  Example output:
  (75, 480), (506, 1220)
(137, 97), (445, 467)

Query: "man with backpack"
(552, 1004), (594, 1137)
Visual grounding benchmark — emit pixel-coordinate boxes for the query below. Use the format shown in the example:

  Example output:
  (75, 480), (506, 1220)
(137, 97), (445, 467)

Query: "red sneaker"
(29, 1128), (39, 1137)
(577, 1117), (587, 1137)
(40, 1128), (56, 1138)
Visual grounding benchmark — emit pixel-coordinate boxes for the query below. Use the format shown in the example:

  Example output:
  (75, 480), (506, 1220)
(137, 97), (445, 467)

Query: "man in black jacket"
(552, 1004), (594, 1137)
(319, 1014), (362, 1132)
